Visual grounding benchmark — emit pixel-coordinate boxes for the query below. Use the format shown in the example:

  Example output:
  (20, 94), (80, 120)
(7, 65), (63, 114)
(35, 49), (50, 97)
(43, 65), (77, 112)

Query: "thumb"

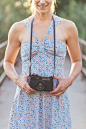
(31, 72), (35, 75)
(25, 74), (29, 79)
(51, 75), (62, 80)
(26, 72), (35, 78)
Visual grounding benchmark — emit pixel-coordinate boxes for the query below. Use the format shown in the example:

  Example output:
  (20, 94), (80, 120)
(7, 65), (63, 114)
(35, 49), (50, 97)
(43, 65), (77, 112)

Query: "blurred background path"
(0, 55), (86, 129)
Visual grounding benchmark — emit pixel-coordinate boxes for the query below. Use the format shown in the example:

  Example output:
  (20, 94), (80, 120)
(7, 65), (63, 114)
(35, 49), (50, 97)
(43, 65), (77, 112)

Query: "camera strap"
(29, 15), (56, 77)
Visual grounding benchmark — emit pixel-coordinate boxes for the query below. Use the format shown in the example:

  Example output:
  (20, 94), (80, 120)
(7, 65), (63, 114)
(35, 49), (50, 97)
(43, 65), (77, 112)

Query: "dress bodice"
(20, 16), (67, 77)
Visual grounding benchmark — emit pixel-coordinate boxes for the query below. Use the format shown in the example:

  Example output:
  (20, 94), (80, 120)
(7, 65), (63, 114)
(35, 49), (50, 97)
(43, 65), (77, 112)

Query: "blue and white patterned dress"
(8, 16), (72, 129)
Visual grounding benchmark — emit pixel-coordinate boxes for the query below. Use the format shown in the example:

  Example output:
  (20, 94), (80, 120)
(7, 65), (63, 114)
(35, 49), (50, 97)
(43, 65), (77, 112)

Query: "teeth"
(39, 5), (46, 7)
(41, 6), (45, 7)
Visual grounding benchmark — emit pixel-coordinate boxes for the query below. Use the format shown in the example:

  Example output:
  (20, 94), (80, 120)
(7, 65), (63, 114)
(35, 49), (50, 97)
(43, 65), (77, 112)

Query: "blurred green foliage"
(57, 0), (86, 71)
(0, 0), (31, 43)
(0, 46), (6, 61)
(0, 0), (86, 42)
(58, 0), (86, 40)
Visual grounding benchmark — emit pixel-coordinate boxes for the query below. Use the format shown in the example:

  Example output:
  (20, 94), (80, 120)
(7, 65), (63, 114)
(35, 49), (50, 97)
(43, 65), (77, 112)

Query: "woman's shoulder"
(55, 15), (78, 40)
(55, 15), (75, 27)
(9, 20), (26, 33)
(60, 16), (76, 30)
(9, 15), (31, 32)
(59, 16), (78, 40)
(8, 23), (22, 38)
(56, 15), (77, 33)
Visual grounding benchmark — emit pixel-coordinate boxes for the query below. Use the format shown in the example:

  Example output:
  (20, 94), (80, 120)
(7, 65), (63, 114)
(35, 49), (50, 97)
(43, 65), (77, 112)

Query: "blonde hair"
(28, 0), (57, 14)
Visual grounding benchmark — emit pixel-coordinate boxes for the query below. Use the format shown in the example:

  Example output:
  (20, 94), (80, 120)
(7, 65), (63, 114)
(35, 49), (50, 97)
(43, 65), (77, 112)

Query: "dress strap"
(23, 18), (39, 41)
(44, 16), (63, 41)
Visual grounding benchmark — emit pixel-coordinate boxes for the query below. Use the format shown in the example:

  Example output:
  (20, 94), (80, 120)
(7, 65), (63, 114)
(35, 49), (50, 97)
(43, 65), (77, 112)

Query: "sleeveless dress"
(8, 16), (72, 129)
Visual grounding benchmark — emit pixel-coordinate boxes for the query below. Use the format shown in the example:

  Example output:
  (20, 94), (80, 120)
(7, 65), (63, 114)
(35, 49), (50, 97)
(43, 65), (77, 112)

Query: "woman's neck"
(33, 11), (53, 22)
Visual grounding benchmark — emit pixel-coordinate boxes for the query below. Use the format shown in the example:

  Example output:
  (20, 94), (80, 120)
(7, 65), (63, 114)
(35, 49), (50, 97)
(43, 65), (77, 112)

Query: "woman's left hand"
(48, 76), (72, 97)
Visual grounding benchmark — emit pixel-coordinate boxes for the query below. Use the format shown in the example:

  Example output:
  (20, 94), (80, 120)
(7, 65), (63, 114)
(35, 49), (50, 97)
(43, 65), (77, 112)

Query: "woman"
(3, 0), (82, 128)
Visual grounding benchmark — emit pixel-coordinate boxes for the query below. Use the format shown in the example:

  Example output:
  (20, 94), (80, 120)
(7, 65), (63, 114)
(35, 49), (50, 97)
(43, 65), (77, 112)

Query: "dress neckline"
(21, 39), (66, 48)
(22, 16), (66, 48)
(26, 15), (57, 42)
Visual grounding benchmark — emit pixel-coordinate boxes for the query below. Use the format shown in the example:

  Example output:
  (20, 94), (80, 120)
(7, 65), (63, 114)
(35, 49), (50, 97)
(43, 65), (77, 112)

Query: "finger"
(25, 82), (36, 92)
(51, 75), (62, 80)
(27, 82), (36, 92)
(54, 76), (62, 80)
(49, 83), (62, 94)
(25, 90), (31, 94)
(25, 85), (34, 94)
(26, 87), (36, 94)
(21, 82), (32, 94)
(29, 87), (36, 92)
(28, 91), (35, 95)
(22, 86), (27, 93)
(25, 87), (36, 95)
(26, 72), (35, 79)
(31, 72), (35, 75)
(22, 85), (36, 94)
(25, 77), (36, 93)
(17, 84), (21, 88)
(53, 92), (63, 97)
(53, 91), (63, 96)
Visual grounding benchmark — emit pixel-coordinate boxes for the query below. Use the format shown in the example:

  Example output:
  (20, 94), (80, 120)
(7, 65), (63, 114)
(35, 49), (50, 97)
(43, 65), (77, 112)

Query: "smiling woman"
(3, 0), (82, 128)
(29, 0), (57, 14)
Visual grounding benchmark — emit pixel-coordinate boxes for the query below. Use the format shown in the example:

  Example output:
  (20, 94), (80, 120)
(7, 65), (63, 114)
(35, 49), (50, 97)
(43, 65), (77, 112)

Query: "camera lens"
(35, 81), (45, 91)
(38, 83), (43, 88)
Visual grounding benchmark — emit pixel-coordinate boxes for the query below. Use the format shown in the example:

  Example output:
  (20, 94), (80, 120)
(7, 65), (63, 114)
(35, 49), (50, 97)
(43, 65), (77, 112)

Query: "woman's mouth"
(38, 5), (48, 9)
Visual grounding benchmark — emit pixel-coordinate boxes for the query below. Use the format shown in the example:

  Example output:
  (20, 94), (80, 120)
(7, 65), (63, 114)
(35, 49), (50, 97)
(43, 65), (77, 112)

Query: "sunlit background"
(0, 0), (86, 129)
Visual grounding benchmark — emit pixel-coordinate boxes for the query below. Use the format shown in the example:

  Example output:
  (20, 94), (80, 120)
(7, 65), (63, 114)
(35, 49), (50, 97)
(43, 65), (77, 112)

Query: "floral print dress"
(8, 16), (72, 129)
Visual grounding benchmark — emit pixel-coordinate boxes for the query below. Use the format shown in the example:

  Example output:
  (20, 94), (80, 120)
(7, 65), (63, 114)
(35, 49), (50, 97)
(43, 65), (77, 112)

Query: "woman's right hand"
(15, 72), (36, 95)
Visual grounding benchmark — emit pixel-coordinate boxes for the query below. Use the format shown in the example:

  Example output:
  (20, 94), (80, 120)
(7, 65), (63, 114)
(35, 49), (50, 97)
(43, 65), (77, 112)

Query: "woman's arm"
(3, 22), (36, 94)
(66, 20), (82, 82)
(49, 20), (82, 96)
(3, 22), (21, 83)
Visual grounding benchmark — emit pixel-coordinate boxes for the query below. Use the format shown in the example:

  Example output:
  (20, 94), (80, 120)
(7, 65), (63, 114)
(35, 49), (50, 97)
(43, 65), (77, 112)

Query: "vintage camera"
(27, 74), (54, 91)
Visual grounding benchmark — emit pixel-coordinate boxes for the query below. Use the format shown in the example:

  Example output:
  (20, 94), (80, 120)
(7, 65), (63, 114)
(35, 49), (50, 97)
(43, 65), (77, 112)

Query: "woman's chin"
(36, 9), (50, 14)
